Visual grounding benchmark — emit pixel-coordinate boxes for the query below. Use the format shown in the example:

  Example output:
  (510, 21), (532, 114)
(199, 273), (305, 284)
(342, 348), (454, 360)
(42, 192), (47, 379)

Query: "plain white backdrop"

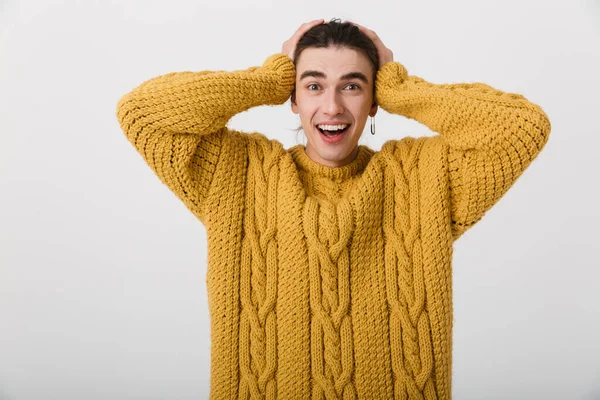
(1, 0), (599, 399)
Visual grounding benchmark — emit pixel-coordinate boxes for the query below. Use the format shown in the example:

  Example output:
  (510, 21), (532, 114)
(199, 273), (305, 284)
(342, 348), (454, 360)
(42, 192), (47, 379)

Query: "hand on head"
(282, 19), (394, 69)
(281, 19), (325, 61)
(344, 20), (394, 68)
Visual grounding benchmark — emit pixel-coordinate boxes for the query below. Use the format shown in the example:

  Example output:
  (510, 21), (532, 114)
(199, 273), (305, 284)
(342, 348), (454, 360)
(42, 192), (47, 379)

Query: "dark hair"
(291, 18), (379, 103)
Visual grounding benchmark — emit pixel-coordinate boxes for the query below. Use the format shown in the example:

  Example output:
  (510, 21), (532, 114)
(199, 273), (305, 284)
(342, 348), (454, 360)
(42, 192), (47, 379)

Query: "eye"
(345, 83), (360, 90)
(307, 83), (320, 91)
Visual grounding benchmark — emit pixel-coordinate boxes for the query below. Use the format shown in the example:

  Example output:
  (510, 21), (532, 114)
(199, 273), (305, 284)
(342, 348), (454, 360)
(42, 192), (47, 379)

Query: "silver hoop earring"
(370, 116), (376, 135)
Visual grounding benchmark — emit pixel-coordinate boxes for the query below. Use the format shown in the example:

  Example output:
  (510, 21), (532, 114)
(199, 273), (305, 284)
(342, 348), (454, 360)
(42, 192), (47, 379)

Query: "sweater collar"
(288, 144), (373, 181)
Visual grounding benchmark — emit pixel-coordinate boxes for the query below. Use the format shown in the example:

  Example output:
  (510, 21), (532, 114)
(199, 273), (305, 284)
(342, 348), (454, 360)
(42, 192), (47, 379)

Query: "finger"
(285, 19), (324, 59)
(295, 19), (324, 37)
(345, 20), (365, 31)
(348, 21), (380, 41)
(302, 19), (324, 33)
(287, 19), (322, 43)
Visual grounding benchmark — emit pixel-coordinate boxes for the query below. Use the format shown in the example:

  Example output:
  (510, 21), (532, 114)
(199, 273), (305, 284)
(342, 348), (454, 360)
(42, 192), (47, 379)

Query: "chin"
(315, 144), (356, 164)
(304, 125), (361, 167)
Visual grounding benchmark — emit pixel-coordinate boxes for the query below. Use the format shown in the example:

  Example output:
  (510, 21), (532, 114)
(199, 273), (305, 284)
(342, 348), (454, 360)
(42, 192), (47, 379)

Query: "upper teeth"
(318, 124), (348, 131)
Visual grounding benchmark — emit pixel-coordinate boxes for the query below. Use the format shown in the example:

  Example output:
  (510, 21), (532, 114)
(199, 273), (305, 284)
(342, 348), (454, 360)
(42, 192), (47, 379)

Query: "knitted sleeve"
(115, 54), (296, 223)
(375, 62), (551, 240)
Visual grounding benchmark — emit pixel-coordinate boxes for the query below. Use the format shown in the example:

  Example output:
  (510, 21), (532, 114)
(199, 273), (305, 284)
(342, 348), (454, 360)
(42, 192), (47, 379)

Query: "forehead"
(296, 46), (373, 79)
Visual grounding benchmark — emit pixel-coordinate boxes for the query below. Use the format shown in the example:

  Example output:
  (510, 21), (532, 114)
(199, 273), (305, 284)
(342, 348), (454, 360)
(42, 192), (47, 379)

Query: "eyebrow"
(299, 70), (370, 84)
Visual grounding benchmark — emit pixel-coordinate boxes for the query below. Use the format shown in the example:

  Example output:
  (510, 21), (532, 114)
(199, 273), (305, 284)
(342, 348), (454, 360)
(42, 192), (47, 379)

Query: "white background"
(1, 0), (599, 399)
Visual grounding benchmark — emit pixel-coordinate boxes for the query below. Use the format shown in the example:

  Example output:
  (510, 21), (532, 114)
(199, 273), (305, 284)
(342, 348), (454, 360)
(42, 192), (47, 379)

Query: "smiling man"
(116, 18), (551, 399)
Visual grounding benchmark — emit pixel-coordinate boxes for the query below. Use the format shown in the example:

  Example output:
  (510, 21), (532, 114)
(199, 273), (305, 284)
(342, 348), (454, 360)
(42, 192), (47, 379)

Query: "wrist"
(262, 54), (296, 102)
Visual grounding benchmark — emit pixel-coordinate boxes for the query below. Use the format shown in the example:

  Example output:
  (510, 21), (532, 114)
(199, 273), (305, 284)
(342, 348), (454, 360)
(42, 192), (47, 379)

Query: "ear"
(369, 101), (378, 117)
(291, 90), (299, 114)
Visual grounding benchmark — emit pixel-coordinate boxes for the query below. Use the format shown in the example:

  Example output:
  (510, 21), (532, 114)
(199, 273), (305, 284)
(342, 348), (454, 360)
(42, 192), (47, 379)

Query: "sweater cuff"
(263, 53), (296, 101)
(377, 61), (409, 86)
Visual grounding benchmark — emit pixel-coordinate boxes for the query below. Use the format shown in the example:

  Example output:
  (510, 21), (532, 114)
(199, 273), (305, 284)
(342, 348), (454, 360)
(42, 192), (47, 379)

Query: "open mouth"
(317, 124), (351, 141)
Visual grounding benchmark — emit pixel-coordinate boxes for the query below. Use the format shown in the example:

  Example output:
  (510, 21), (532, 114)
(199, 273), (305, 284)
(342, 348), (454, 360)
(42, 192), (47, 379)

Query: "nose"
(322, 89), (344, 116)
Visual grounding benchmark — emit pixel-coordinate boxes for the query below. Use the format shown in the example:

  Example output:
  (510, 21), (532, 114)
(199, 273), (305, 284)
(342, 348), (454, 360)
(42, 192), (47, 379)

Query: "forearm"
(116, 53), (296, 136)
(375, 62), (551, 152)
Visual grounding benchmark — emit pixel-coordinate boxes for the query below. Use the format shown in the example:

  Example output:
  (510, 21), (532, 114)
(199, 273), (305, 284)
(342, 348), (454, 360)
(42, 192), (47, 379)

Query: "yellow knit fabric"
(116, 53), (551, 399)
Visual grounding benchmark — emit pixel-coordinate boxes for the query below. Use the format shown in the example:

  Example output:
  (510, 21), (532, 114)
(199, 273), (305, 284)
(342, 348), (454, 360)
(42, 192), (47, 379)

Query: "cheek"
(296, 99), (318, 120)
(348, 98), (371, 117)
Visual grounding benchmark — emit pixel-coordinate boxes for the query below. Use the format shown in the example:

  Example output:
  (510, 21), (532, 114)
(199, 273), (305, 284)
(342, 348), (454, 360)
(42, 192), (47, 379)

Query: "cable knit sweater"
(116, 53), (551, 399)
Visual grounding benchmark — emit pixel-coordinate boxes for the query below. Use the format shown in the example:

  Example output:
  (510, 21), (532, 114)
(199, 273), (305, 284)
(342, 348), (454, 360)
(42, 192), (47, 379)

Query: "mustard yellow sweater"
(116, 53), (551, 399)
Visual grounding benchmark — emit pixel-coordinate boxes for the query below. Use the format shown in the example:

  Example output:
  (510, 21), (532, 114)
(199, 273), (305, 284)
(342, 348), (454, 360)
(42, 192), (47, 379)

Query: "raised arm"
(115, 53), (295, 223)
(375, 61), (551, 240)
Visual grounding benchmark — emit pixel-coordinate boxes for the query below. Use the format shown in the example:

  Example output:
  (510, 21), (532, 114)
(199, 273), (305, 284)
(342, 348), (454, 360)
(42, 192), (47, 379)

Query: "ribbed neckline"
(288, 144), (373, 181)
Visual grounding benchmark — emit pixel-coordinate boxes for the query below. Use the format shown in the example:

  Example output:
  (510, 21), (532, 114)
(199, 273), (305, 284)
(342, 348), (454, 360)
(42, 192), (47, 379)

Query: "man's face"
(292, 46), (378, 168)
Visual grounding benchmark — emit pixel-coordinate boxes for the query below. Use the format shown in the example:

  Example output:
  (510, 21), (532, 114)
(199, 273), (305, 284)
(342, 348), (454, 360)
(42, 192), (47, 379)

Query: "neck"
(305, 144), (359, 168)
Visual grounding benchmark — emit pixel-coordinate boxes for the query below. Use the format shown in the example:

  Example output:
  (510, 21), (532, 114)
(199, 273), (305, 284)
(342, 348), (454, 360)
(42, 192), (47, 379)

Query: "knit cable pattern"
(304, 191), (356, 399)
(239, 138), (281, 399)
(382, 138), (437, 399)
